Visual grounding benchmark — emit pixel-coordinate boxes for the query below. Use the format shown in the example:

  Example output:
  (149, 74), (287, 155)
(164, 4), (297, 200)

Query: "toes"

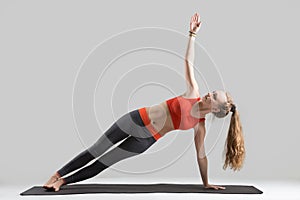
(43, 178), (64, 192)
(43, 177), (58, 188)
(43, 184), (53, 189)
(44, 186), (55, 191)
(53, 185), (60, 192)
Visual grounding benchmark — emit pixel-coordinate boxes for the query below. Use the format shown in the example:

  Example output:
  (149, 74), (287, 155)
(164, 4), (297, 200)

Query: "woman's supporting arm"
(193, 122), (208, 186)
(194, 122), (226, 190)
(198, 156), (209, 186)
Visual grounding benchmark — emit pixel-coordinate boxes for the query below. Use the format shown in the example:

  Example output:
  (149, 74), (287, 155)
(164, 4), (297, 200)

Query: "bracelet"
(189, 31), (197, 37)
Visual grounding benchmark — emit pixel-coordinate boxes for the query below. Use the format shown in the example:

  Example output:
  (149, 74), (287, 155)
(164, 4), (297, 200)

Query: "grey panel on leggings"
(87, 110), (154, 158)
(115, 111), (154, 139)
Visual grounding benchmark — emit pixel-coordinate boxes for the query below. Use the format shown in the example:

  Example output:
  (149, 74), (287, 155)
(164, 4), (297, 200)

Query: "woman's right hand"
(190, 13), (202, 34)
(204, 184), (226, 190)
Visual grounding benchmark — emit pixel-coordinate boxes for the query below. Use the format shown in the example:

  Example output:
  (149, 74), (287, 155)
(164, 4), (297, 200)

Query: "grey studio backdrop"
(0, 0), (299, 185)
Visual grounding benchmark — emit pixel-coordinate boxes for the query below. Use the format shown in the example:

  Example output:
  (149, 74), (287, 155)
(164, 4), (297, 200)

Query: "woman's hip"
(115, 109), (155, 140)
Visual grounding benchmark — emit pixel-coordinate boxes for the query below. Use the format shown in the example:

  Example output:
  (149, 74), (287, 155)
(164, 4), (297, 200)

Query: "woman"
(43, 13), (245, 191)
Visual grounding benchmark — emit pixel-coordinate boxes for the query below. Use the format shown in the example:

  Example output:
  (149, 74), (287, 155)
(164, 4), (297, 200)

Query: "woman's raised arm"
(184, 13), (202, 94)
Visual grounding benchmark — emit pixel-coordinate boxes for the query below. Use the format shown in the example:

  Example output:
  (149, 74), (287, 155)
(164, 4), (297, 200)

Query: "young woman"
(43, 13), (245, 191)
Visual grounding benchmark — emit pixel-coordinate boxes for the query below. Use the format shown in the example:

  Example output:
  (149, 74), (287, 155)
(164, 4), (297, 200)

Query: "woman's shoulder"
(179, 92), (201, 99)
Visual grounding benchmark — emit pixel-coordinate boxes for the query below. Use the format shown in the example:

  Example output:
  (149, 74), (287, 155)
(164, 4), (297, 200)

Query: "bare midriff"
(145, 101), (175, 138)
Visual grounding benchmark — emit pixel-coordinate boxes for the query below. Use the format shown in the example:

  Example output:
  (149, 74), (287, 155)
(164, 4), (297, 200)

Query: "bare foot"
(43, 173), (60, 189)
(47, 178), (65, 192)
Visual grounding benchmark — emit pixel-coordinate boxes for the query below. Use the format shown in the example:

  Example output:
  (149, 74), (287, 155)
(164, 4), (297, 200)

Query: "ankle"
(58, 177), (66, 185)
(54, 172), (61, 179)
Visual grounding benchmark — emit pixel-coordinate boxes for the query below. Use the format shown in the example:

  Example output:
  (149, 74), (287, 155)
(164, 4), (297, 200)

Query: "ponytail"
(223, 109), (245, 171)
(212, 92), (245, 171)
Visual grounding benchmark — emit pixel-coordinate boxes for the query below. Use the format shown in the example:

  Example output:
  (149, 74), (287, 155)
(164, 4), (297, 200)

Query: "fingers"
(191, 15), (195, 23)
(196, 13), (200, 23)
(205, 185), (226, 190)
(213, 186), (225, 190)
(191, 13), (200, 22)
(190, 13), (202, 32)
(212, 186), (219, 190)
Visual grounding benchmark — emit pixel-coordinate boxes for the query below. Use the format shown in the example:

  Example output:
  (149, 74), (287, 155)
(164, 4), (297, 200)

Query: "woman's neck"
(198, 101), (211, 117)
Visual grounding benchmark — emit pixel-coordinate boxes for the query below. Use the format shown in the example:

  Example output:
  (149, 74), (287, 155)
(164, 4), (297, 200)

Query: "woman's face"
(202, 90), (227, 112)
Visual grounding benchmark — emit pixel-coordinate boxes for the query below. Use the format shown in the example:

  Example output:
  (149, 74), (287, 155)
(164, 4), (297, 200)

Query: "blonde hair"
(213, 92), (245, 171)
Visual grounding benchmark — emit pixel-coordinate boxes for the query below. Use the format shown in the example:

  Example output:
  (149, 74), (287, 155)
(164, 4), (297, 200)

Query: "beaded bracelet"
(189, 31), (197, 37)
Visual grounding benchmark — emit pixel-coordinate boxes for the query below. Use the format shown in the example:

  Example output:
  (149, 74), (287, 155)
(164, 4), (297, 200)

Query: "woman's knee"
(87, 125), (127, 158)
(119, 136), (155, 154)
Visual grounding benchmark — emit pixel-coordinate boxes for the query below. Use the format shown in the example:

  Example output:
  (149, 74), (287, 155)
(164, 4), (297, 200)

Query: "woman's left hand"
(204, 184), (226, 190)
(190, 13), (202, 34)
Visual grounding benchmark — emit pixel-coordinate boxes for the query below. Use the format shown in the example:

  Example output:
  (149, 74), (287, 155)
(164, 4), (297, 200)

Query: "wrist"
(189, 31), (197, 38)
(203, 183), (209, 187)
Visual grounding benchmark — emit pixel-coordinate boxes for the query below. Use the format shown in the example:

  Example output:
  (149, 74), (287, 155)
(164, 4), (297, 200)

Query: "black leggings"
(56, 109), (157, 185)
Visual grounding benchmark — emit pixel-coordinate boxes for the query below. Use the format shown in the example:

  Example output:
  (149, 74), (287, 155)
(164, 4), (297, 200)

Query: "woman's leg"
(56, 122), (130, 178)
(60, 134), (156, 185)
(44, 116), (130, 188)
(49, 109), (157, 191)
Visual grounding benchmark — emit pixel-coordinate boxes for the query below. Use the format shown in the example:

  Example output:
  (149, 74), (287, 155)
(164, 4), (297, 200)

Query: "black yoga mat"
(20, 183), (263, 195)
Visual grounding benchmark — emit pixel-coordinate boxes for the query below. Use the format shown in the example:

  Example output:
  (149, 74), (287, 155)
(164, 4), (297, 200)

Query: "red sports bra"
(166, 95), (205, 130)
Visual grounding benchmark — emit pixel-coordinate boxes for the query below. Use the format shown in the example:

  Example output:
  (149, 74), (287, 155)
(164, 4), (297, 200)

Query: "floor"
(2, 178), (300, 200)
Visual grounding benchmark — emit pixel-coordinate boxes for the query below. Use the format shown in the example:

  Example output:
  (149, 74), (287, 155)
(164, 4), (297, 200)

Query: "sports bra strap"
(199, 118), (205, 122)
